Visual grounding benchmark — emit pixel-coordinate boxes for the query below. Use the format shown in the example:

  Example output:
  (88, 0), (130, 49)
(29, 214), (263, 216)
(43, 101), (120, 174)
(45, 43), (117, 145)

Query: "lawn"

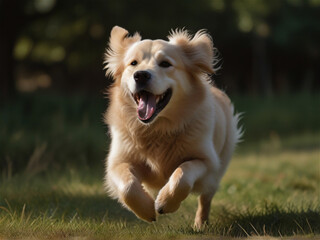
(0, 93), (319, 239)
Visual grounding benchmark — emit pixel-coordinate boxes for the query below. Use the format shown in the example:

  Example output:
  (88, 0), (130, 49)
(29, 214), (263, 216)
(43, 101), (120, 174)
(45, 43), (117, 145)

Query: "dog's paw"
(154, 185), (181, 214)
(120, 183), (157, 222)
(193, 218), (208, 231)
(136, 207), (157, 222)
(126, 197), (156, 222)
(139, 212), (157, 222)
(130, 202), (156, 222)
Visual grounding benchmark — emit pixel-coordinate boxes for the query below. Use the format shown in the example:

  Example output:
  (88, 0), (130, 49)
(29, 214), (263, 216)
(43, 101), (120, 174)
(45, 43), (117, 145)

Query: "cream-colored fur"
(103, 26), (242, 229)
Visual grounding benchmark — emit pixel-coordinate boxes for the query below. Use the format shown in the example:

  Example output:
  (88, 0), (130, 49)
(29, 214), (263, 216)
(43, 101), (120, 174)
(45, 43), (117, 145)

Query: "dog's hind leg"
(194, 191), (215, 230)
(155, 160), (207, 215)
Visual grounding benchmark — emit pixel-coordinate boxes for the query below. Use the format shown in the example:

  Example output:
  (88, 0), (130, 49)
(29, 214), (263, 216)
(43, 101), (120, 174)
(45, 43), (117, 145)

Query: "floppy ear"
(104, 26), (141, 79)
(168, 29), (217, 74)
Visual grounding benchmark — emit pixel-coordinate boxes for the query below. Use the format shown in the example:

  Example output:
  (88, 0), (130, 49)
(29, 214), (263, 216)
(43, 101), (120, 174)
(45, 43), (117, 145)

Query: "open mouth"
(132, 88), (172, 123)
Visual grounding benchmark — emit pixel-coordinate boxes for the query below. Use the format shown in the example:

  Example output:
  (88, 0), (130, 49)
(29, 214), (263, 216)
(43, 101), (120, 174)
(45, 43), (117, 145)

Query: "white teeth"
(156, 93), (165, 104)
(133, 92), (166, 105)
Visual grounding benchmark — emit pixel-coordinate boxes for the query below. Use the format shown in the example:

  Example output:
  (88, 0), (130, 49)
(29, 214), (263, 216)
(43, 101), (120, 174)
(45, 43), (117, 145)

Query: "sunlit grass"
(0, 143), (319, 239)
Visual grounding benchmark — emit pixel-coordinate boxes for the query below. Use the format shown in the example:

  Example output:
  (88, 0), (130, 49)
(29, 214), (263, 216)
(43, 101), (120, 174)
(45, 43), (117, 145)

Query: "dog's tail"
(231, 105), (244, 145)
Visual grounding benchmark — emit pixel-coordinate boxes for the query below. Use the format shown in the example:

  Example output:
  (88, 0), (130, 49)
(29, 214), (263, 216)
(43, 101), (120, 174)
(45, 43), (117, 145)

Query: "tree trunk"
(252, 33), (272, 96)
(0, 36), (15, 100)
(0, 0), (25, 101)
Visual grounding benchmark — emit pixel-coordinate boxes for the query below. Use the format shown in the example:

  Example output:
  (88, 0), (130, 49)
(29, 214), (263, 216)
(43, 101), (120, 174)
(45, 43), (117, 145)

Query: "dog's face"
(121, 39), (189, 123)
(105, 26), (216, 124)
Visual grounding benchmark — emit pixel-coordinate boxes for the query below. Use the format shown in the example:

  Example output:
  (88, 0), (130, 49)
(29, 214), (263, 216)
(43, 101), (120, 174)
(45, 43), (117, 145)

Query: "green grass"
(0, 144), (319, 239)
(0, 93), (319, 239)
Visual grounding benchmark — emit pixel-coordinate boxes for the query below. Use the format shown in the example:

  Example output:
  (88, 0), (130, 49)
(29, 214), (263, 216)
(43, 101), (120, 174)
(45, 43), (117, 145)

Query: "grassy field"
(0, 93), (319, 239)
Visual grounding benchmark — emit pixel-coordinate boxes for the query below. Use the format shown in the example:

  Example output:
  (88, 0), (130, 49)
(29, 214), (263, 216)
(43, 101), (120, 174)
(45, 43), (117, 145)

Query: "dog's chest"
(134, 132), (193, 176)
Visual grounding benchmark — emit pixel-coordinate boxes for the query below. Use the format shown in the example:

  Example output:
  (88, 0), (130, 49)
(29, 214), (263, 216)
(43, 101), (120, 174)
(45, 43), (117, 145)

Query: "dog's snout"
(134, 71), (151, 85)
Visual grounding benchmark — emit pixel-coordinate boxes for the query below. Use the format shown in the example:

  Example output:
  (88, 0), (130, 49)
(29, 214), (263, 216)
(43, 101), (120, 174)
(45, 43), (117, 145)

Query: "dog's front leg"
(155, 160), (207, 215)
(108, 162), (156, 222)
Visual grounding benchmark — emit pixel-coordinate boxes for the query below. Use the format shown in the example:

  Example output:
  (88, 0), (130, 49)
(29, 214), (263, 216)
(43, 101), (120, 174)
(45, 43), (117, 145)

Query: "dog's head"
(104, 26), (217, 124)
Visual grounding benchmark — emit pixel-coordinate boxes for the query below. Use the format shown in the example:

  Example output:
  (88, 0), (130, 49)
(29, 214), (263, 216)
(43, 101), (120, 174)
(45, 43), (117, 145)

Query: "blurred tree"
(0, 0), (319, 98)
(0, 0), (57, 99)
(0, 0), (24, 99)
(231, 0), (279, 96)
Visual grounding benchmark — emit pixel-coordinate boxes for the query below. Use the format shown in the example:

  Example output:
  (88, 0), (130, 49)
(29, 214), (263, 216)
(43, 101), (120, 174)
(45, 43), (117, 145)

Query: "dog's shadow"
(1, 192), (138, 223)
(215, 206), (320, 237)
(64, 194), (139, 222)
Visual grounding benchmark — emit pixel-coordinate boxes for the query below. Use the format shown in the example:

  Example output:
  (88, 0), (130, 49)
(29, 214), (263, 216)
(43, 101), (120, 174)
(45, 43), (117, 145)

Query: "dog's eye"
(159, 61), (172, 68)
(130, 60), (138, 66)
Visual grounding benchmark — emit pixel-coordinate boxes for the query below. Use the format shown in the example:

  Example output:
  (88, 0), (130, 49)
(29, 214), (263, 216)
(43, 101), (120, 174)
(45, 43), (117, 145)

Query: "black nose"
(134, 71), (151, 85)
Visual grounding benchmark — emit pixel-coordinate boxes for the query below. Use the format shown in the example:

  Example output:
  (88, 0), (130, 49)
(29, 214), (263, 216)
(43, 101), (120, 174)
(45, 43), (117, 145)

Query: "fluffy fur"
(103, 26), (242, 229)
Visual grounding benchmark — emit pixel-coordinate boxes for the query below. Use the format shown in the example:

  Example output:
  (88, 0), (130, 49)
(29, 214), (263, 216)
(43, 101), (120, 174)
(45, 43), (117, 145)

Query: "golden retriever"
(103, 26), (242, 229)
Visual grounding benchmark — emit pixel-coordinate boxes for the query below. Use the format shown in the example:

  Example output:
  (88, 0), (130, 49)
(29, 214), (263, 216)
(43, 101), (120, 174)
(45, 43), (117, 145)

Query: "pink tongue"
(137, 92), (156, 121)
